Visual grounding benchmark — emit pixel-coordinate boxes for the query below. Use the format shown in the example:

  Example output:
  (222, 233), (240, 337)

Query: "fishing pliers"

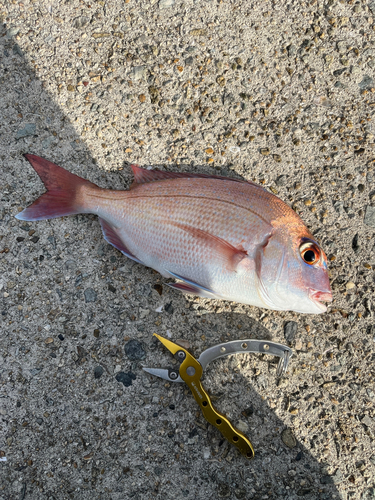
(143, 334), (293, 459)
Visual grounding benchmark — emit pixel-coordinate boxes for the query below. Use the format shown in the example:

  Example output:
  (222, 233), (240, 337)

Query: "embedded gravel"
(1, 1), (375, 499)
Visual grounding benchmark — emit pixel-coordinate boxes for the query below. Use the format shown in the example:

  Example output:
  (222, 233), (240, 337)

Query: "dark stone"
(169, 404), (175, 410)
(284, 321), (298, 344)
(333, 68), (346, 76)
(47, 236), (56, 249)
(16, 237), (24, 242)
(94, 366), (104, 379)
(320, 475), (334, 485)
(242, 405), (254, 417)
(217, 483), (231, 498)
(77, 346), (87, 359)
(84, 288), (97, 303)
(58, 334), (64, 341)
(352, 233), (360, 253)
(125, 339), (146, 361)
(354, 148), (365, 155)
(115, 371), (136, 387)
(188, 428), (198, 438)
(165, 302), (174, 314)
(36, 418), (43, 425)
(108, 284), (116, 293)
(12, 43), (23, 56)
(359, 75), (374, 90)
(31, 236), (39, 243)
(234, 488), (246, 499)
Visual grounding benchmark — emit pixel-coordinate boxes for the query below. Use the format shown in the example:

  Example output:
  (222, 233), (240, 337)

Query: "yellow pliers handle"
(153, 334), (254, 459)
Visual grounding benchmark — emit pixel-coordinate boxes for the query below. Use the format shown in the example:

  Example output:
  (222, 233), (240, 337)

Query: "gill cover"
(256, 231), (331, 314)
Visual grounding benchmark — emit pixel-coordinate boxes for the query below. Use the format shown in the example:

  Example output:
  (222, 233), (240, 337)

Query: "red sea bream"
(16, 154), (332, 314)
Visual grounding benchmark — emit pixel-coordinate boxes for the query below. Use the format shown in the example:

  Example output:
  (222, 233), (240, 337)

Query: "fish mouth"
(309, 289), (333, 312)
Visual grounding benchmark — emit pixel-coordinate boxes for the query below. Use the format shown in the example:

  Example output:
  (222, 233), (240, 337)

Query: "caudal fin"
(15, 154), (98, 221)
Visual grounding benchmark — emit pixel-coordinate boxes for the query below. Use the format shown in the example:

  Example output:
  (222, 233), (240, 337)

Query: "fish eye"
(299, 241), (321, 266)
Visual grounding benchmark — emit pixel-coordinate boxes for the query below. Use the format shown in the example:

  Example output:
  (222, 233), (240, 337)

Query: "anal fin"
(99, 218), (144, 265)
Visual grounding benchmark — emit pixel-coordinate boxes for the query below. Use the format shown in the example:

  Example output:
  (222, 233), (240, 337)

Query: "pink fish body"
(16, 155), (332, 314)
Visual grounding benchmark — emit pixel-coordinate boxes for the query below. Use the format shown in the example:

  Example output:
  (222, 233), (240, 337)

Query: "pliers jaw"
(150, 334), (204, 380)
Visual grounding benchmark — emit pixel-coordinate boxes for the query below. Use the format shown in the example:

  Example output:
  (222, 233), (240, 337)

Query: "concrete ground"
(1, 0), (375, 499)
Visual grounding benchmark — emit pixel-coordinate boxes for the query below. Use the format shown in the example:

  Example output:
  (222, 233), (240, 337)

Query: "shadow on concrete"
(0, 22), (343, 500)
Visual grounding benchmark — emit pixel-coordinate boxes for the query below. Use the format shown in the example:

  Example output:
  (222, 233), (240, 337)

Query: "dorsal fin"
(130, 164), (258, 188)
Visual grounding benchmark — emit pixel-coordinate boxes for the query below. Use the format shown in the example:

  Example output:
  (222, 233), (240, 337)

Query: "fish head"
(258, 228), (332, 314)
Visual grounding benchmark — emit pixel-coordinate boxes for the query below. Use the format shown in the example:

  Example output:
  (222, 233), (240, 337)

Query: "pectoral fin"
(172, 223), (247, 272)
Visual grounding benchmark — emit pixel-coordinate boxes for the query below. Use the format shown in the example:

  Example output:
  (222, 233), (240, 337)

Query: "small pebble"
(281, 428), (297, 448)
(236, 420), (249, 433)
(295, 339), (303, 350)
(159, 0), (175, 8)
(115, 371), (136, 387)
(124, 339), (146, 361)
(16, 124), (36, 139)
(84, 288), (97, 303)
(358, 75), (374, 90)
(284, 321), (298, 344)
(72, 16), (90, 29)
(94, 366), (104, 379)
(132, 66), (147, 81)
(364, 206), (375, 228)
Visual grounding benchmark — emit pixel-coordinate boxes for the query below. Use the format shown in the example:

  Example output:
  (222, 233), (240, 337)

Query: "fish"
(16, 154), (332, 314)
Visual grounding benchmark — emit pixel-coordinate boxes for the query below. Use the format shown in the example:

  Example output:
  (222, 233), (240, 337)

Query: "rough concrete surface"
(0, 0), (375, 499)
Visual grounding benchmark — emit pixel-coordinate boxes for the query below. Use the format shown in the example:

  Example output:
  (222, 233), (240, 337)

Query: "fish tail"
(15, 154), (98, 221)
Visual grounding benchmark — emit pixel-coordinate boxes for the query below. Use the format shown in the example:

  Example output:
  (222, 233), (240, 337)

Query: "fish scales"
(85, 178), (275, 300)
